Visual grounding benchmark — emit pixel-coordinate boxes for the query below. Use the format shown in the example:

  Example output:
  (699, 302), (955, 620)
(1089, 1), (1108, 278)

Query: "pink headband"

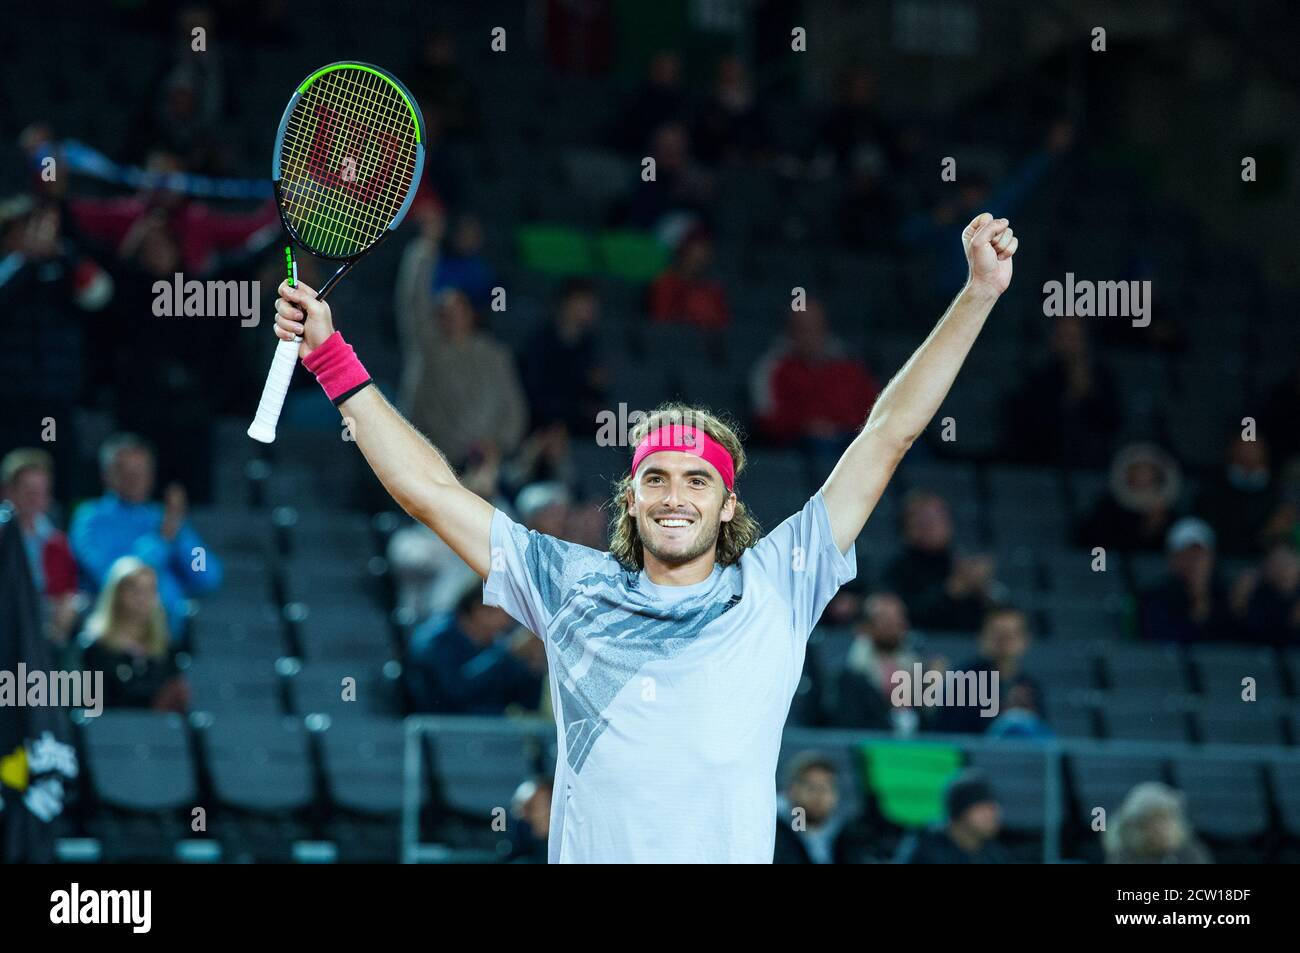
(630, 424), (735, 491)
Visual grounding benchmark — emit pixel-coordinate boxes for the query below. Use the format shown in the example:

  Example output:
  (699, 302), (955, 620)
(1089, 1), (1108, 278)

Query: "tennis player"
(273, 212), (1018, 863)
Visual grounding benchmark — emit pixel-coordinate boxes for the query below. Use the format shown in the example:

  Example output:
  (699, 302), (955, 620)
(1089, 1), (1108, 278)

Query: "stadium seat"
(188, 658), (284, 716)
(281, 558), (385, 608)
(188, 505), (275, 559)
(1041, 692), (1100, 739)
(967, 747), (1051, 834)
(1269, 761), (1300, 840)
(279, 510), (377, 561)
(1025, 642), (1100, 693)
(1102, 643), (1191, 695)
(429, 720), (540, 818)
(190, 604), (287, 661)
(292, 602), (395, 664)
(516, 224), (595, 276)
(1039, 598), (1124, 640)
(202, 713), (315, 813)
(594, 230), (670, 283)
(1098, 696), (1193, 742)
(318, 713), (410, 816)
(1041, 547), (1126, 599)
(1194, 700), (1287, 746)
(1190, 647), (1270, 706)
(1170, 757), (1270, 842)
(81, 710), (196, 811)
(288, 662), (395, 716)
(1067, 752), (1167, 826)
(859, 741), (962, 828)
(807, 626), (855, 719)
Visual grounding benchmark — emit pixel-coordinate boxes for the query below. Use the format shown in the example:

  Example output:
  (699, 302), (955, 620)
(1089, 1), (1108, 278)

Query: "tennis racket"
(247, 61), (425, 443)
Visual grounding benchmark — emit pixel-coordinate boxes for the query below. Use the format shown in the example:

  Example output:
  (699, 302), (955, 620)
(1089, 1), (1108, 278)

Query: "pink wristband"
(302, 331), (372, 405)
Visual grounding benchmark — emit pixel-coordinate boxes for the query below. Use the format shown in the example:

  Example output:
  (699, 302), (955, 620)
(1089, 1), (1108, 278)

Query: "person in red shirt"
(67, 152), (278, 276)
(753, 298), (881, 447)
(646, 227), (732, 332)
(2, 448), (83, 645)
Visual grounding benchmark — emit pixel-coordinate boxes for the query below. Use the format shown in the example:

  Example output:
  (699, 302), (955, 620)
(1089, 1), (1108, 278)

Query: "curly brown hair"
(607, 403), (763, 570)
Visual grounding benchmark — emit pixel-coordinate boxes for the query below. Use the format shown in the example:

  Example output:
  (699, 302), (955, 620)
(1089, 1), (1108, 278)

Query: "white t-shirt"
(483, 490), (856, 863)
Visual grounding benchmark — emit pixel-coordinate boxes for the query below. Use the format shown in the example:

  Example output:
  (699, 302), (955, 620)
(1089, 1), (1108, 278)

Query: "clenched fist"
(963, 212), (1018, 296)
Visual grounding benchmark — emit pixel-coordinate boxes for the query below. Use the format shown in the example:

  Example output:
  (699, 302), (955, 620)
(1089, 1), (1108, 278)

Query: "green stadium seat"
(861, 742), (964, 828)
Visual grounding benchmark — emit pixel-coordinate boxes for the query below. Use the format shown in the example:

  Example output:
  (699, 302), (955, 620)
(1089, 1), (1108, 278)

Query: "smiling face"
(627, 451), (736, 570)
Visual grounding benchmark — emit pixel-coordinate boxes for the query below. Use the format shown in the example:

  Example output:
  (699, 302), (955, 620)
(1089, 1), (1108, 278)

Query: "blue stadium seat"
(81, 710), (196, 811)
(1171, 758), (1269, 841)
(202, 713), (314, 813)
(429, 720), (540, 818)
(188, 658), (284, 716)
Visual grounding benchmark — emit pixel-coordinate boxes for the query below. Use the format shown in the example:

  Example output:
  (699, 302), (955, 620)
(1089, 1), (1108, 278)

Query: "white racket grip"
(247, 336), (301, 443)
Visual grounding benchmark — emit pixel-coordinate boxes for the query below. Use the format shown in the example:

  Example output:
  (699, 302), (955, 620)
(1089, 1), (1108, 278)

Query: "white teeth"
(657, 518), (691, 527)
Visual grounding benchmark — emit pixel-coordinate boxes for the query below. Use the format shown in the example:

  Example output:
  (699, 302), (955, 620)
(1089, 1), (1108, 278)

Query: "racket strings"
(279, 67), (419, 257)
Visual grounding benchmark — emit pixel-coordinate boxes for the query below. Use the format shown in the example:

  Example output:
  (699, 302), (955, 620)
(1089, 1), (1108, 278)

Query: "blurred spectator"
(1261, 353), (1300, 469)
(612, 51), (688, 155)
(895, 769), (1009, 864)
(519, 278), (608, 436)
(1005, 314), (1121, 467)
(70, 434), (222, 639)
(836, 150), (902, 250)
(388, 449), (512, 621)
(623, 122), (714, 231)
(67, 152), (278, 276)
(1, 448), (83, 645)
(432, 212), (497, 311)
(506, 775), (553, 863)
(1194, 436), (1295, 557)
(690, 56), (764, 166)
(1105, 782), (1212, 864)
(502, 423), (579, 496)
(933, 607), (1044, 735)
(1233, 541), (1300, 646)
(1078, 442), (1182, 553)
(408, 30), (481, 141)
(125, 5), (228, 172)
(404, 585), (543, 715)
(514, 482), (573, 540)
(397, 285), (528, 467)
(1138, 517), (1234, 644)
(884, 490), (996, 632)
(544, 0), (614, 76)
(646, 227), (731, 332)
(752, 299), (880, 455)
(773, 753), (889, 864)
(831, 593), (923, 733)
(820, 581), (866, 627)
(0, 198), (107, 500)
(564, 499), (612, 551)
(985, 677), (1054, 740)
(902, 120), (1072, 297)
(814, 65), (900, 176)
(79, 557), (190, 713)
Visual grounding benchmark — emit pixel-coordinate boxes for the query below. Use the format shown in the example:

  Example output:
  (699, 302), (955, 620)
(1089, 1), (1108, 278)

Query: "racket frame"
(247, 61), (425, 444)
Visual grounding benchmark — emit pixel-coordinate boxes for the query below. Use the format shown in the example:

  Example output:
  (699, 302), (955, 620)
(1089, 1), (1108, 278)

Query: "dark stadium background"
(1, 0), (1298, 864)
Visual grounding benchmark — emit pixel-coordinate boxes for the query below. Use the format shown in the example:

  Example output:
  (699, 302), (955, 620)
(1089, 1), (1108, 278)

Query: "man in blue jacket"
(70, 433), (222, 639)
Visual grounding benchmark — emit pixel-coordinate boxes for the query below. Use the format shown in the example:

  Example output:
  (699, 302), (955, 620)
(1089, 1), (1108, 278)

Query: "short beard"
(639, 516), (722, 567)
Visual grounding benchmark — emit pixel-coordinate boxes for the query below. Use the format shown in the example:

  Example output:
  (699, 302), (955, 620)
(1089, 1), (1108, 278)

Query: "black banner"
(0, 502), (80, 862)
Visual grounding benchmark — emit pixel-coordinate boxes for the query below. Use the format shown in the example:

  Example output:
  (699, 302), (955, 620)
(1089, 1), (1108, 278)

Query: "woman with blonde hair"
(79, 556), (189, 713)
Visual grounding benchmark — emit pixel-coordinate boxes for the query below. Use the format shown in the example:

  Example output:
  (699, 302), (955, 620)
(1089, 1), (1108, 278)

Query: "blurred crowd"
(2, 3), (1296, 864)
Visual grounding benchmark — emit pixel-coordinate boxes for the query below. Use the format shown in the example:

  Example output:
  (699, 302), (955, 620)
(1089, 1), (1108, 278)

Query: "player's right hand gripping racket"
(247, 61), (425, 443)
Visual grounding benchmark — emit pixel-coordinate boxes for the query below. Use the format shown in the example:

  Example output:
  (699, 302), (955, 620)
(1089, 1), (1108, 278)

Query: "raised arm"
(274, 281), (496, 578)
(821, 213), (1018, 553)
